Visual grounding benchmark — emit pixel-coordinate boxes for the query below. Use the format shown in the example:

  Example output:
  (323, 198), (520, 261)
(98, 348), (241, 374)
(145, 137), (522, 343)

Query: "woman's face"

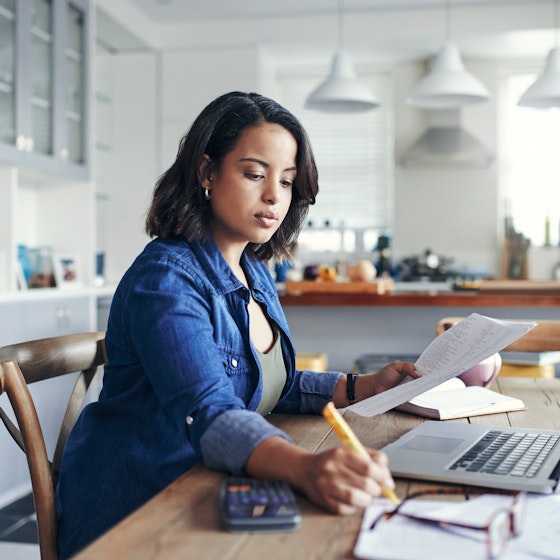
(203, 123), (297, 257)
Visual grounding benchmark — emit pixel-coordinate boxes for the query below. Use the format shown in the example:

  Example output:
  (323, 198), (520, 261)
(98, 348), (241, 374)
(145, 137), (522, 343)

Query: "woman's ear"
(198, 154), (212, 186)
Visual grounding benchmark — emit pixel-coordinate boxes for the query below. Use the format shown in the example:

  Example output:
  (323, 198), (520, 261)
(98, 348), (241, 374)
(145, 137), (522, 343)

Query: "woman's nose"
(262, 178), (280, 203)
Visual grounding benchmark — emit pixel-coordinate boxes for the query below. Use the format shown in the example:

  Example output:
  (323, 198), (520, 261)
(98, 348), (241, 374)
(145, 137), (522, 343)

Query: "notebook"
(382, 421), (560, 494)
(393, 377), (526, 420)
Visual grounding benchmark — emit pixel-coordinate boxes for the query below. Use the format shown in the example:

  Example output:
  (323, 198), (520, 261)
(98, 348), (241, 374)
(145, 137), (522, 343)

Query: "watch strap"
(346, 373), (358, 404)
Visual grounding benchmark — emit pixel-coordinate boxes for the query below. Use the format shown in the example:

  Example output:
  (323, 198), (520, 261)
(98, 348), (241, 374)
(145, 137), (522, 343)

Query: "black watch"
(346, 373), (358, 404)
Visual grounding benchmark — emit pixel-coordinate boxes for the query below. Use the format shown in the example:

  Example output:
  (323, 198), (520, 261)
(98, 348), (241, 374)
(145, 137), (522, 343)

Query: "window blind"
(276, 68), (394, 231)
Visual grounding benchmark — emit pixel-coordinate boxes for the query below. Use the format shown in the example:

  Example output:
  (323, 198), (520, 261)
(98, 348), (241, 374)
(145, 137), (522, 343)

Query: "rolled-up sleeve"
(299, 370), (344, 413)
(200, 409), (291, 474)
(272, 369), (343, 415)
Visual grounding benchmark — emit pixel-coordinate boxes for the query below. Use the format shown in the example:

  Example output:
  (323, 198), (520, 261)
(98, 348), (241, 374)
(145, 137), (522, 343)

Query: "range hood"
(401, 109), (493, 168)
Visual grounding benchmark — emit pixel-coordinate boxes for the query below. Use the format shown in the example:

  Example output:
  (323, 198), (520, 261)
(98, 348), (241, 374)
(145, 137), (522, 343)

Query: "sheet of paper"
(354, 494), (560, 560)
(347, 313), (536, 417)
(355, 498), (489, 560)
(509, 494), (560, 559)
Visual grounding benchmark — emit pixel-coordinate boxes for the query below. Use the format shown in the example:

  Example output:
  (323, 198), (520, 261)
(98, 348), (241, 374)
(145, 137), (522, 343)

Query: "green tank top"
(255, 332), (287, 415)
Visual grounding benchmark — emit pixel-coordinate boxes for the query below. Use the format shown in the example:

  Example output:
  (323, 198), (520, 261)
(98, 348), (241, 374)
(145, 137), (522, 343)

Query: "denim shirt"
(56, 236), (342, 558)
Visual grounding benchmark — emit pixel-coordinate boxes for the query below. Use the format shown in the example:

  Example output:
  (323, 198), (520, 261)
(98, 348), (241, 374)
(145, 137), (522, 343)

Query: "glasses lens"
(511, 492), (527, 536)
(488, 510), (509, 558)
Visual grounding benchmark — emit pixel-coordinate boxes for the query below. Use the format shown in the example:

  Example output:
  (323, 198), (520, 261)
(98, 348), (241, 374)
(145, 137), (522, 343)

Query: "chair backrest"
(436, 317), (560, 352)
(0, 332), (106, 560)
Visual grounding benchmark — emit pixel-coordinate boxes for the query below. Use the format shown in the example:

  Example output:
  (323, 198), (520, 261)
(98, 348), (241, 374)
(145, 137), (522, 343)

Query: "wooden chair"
(0, 332), (106, 560)
(436, 317), (560, 378)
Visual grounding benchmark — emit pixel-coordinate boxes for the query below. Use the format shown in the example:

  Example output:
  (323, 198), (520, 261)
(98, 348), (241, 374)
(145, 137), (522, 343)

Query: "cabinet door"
(0, 0), (52, 164)
(0, 0), (90, 178)
(0, 0), (20, 163)
(29, 0), (55, 158)
(21, 296), (91, 338)
(60, 0), (89, 167)
(0, 301), (26, 346)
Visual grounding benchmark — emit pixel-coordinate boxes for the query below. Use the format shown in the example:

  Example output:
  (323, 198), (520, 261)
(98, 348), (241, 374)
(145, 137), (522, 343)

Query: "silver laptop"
(382, 421), (560, 494)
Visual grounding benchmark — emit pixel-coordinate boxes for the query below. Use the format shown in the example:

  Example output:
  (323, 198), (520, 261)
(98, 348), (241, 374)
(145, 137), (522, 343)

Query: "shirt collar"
(189, 236), (273, 298)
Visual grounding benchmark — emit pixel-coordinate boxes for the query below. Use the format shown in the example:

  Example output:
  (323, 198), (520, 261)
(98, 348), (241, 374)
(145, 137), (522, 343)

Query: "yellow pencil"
(322, 401), (400, 504)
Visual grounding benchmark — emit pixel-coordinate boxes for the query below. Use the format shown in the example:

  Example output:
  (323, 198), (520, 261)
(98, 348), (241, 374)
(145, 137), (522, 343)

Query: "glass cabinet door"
(0, 0), (89, 176)
(30, 0), (54, 156)
(0, 0), (16, 147)
(64, 1), (85, 164)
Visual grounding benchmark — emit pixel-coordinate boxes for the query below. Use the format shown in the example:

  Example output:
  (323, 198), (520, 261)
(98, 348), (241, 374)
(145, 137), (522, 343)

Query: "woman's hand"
(331, 361), (420, 408)
(367, 360), (420, 395)
(246, 436), (395, 516)
(293, 446), (395, 515)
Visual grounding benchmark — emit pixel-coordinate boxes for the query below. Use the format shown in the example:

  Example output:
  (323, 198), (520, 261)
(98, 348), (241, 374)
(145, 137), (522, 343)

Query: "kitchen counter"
(279, 280), (560, 307)
(279, 290), (560, 307)
(278, 280), (560, 371)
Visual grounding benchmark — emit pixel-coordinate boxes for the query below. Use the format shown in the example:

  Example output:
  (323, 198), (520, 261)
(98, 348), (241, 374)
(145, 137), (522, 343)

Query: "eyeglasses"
(369, 488), (526, 559)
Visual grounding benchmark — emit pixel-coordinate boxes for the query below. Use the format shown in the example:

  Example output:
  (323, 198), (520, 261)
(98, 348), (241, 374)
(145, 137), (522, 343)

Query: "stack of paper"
(500, 350), (560, 366)
(354, 494), (560, 560)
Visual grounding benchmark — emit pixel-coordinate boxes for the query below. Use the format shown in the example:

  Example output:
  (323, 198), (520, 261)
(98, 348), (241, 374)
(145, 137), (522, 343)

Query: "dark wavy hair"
(146, 91), (318, 261)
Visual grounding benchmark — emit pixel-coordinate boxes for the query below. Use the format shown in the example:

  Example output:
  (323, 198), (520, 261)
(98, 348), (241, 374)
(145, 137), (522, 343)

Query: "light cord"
(554, 0), (559, 47)
(338, 0), (345, 50)
(444, 0), (451, 41)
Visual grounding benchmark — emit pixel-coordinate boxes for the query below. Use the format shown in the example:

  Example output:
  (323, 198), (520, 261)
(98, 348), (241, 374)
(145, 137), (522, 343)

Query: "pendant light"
(407, 0), (489, 109)
(304, 0), (378, 113)
(518, 0), (560, 109)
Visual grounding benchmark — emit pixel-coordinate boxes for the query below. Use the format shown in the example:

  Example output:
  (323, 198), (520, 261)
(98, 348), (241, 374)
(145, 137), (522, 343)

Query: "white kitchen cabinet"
(0, 294), (91, 346)
(23, 296), (90, 338)
(0, 0), (95, 295)
(0, 0), (91, 179)
(0, 294), (93, 506)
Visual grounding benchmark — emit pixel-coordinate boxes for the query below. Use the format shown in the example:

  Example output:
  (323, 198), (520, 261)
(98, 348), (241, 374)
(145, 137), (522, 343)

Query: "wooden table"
(73, 378), (560, 560)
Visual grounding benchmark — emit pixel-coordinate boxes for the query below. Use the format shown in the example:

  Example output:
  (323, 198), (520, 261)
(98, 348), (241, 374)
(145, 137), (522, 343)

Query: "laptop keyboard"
(449, 430), (560, 478)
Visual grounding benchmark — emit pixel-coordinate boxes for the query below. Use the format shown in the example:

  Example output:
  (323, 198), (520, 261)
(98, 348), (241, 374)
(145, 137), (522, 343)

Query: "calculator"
(219, 478), (302, 532)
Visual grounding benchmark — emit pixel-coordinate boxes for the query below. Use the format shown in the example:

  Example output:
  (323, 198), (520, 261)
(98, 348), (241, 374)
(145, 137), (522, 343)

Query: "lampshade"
(518, 47), (560, 109)
(305, 51), (379, 113)
(407, 42), (490, 109)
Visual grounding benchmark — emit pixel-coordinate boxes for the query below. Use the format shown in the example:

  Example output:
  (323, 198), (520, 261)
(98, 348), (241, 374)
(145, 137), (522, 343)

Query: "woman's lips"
(255, 211), (279, 228)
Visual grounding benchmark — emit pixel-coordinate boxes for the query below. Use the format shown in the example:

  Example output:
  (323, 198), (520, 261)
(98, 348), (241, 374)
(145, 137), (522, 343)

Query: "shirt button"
(186, 416), (194, 425)
(231, 358), (238, 368)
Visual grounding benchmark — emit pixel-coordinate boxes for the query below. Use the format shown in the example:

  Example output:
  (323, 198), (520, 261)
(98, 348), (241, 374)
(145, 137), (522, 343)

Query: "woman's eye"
(281, 179), (294, 188)
(245, 173), (263, 180)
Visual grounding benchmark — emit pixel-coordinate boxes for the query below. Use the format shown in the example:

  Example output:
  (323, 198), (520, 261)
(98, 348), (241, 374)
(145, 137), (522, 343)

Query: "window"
(500, 72), (560, 247)
(277, 67), (394, 256)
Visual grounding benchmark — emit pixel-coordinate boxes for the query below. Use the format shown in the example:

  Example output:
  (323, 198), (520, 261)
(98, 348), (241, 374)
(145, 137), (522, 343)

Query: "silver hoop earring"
(203, 187), (211, 201)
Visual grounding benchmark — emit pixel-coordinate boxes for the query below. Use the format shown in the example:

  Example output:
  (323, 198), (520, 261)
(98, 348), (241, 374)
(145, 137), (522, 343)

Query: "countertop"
(278, 281), (560, 307)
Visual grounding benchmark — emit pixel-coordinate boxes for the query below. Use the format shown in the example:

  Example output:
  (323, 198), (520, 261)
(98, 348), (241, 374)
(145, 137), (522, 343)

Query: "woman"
(56, 91), (418, 558)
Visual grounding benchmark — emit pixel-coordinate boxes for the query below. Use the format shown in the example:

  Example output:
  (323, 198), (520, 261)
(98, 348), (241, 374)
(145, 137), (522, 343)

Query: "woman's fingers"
(300, 447), (394, 514)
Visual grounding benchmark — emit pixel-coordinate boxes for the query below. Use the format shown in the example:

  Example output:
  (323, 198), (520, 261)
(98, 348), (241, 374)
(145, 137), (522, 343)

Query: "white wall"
(95, 42), (261, 283)
(96, 51), (159, 285)
(160, 46), (260, 168)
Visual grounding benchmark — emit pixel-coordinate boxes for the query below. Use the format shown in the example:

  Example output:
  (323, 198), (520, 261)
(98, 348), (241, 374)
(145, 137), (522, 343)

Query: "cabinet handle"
(25, 137), (34, 153)
(16, 135), (26, 150)
(60, 147), (69, 160)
